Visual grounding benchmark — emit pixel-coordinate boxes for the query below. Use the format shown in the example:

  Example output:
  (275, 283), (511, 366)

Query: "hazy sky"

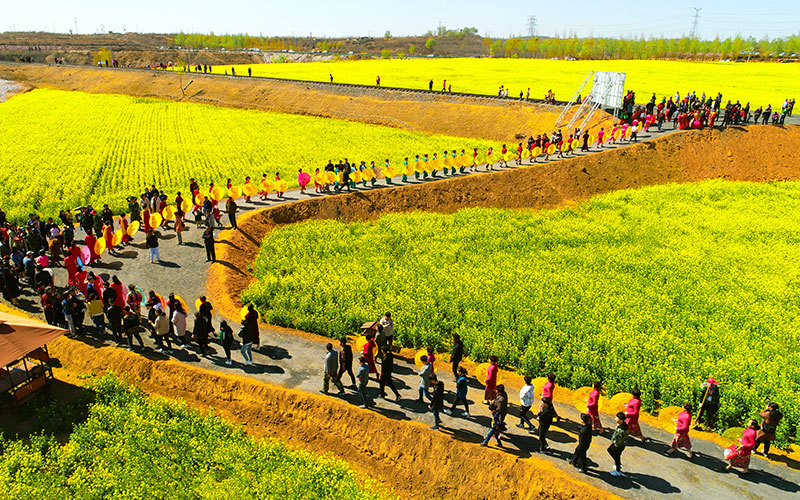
(3, 0), (799, 39)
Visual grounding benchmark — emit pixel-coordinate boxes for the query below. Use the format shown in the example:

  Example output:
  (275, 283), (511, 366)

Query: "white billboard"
(592, 71), (626, 109)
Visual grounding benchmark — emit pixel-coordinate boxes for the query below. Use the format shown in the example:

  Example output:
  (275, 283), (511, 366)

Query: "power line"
(526, 15), (537, 38)
(690, 7), (702, 39)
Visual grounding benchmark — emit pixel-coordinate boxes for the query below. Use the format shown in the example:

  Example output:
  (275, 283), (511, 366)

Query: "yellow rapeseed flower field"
(192, 58), (800, 108)
(0, 89), (496, 220)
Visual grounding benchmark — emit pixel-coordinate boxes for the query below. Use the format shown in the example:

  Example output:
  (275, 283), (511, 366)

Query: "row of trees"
(489, 34), (800, 60)
(171, 30), (800, 61)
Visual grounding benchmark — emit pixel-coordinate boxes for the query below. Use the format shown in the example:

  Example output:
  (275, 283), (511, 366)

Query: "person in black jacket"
(537, 396), (555, 453)
(429, 374), (445, 430)
(123, 306), (145, 350)
(202, 227), (216, 262)
(105, 300), (124, 344)
(450, 333), (463, 381)
(193, 312), (212, 357)
(338, 337), (356, 386)
(378, 346), (401, 400)
(570, 413), (593, 473)
(219, 320), (234, 366)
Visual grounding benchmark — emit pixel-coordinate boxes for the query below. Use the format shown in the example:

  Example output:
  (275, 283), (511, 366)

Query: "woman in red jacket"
(586, 382), (604, 432)
(726, 420), (758, 473)
(625, 388), (647, 442)
(666, 403), (694, 458)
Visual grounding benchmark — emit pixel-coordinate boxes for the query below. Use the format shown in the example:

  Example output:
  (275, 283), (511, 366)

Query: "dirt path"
(21, 123), (800, 500)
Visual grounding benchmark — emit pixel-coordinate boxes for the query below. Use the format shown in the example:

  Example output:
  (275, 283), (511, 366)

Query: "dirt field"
(0, 63), (612, 142)
(214, 125), (800, 314)
(47, 337), (619, 500)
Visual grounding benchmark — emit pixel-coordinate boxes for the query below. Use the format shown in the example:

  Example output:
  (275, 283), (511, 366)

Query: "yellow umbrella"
(547, 145), (556, 155)
(351, 170), (362, 183)
(228, 186), (241, 199)
(362, 168), (375, 181)
(94, 238), (106, 256)
(211, 186), (225, 201)
(356, 335), (378, 358)
(384, 165), (397, 178)
(572, 387), (606, 413)
(277, 180), (288, 192)
(243, 183), (259, 197)
(658, 406), (683, 434)
(162, 205), (176, 221)
(127, 220), (140, 237)
(607, 392), (633, 411)
(532, 147), (542, 157)
(194, 193), (205, 205)
(571, 139), (580, 149)
(180, 199), (191, 212)
(325, 171), (336, 184)
(149, 213), (163, 228)
(174, 295), (189, 313)
(112, 230), (123, 247)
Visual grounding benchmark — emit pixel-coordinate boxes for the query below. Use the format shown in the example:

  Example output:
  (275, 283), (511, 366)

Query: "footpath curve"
(37, 123), (800, 500)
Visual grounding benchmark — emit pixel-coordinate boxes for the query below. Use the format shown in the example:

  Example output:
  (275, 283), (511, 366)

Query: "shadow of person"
(258, 344), (291, 360)
(156, 260), (180, 268)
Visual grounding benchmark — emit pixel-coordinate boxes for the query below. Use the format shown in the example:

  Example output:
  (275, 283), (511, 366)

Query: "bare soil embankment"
(213, 125), (800, 317)
(49, 337), (619, 500)
(0, 63), (611, 142)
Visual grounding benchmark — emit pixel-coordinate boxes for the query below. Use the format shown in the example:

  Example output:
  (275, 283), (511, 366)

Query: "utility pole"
(690, 7), (701, 39)
(526, 15), (537, 38)
(73, 18), (78, 35)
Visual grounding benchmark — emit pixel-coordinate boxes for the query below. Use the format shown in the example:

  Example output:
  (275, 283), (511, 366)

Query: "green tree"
(408, 44), (416, 55)
(380, 48), (392, 59)
(93, 47), (112, 65)
(425, 38), (437, 51)
(384, 30), (392, 39)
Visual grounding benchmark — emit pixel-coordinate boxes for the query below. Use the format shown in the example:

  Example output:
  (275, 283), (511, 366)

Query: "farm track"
(12, 123), (797, 500)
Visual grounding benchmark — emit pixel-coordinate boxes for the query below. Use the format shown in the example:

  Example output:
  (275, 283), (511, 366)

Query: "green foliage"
(408, 44), (415, 54)
(243, 180), (800, 447)
(92, 47), (111, 64)
(384, 31), (392, 40)
(424, 38), (436, 51)
(380, 49), (392, 60)
(0, 374), (390, 500)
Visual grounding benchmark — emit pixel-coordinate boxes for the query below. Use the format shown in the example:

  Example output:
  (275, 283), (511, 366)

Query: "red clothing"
(542, 381), (554, 400)
(740, 427), (756, 454)
(84, 234), (98, 263)
(675, 410), (692, 435)
(142, 209), (151, 232)
(111, 283), (126, 307)
(586, 390), (600, 416)
(625, 397), (641, 426)
(363, 339), (377, 373)
(103, 225), (114, 249)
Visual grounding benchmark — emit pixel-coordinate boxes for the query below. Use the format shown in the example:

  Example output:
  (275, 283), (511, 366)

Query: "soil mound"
(49, 337), (618, 500)
(213, 125), (800, 314)
(0, 63), (610, 142)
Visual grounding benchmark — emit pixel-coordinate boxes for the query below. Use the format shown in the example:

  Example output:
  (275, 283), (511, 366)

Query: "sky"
(3, 0), (799, 40)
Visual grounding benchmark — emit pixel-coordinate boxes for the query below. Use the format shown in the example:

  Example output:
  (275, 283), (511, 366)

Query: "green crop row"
(242, 179), (800, 447)
(0, 374), (390, 500)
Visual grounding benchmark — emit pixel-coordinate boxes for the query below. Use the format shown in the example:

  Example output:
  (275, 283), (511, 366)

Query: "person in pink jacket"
(540, 372), (561, 419)
(625, 388), (647, 442)
(725, 420), (758, 473)
(483, 355), (498, 404)
(667, 403), (694, 458)
(587, 382), (604, 432)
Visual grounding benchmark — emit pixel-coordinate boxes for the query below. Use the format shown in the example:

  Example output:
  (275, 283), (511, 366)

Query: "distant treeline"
(172, 31), (800, 60)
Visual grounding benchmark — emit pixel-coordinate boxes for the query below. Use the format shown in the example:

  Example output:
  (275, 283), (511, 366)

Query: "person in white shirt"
(517, 375), (536, 431)
(379, 312), (393, 342)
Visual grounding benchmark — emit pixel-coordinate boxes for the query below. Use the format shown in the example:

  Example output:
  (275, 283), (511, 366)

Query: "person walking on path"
(362, 331), (378, 377)
(542, 372), (560, 420)
(171, 303), (188, 346)
(239, 319), (255, 365)
(450, 333), (463, 381)
(517, 375), (536, 431)
(481, 385), (508, 447)
(152, 306), (173, 354)
(105, 299), (124, 345)
(193, 312), (212, 357)
(483, 355), (498, 404)
(446, 366), (470, 417)
(122, 306), (144, 350)
(378, 347), (401, 400)
(417, 355), (433, 403)
(429, 373), (445, 430)
(570, 413), (593, 473)
(753, 402), (783, 457)
(203, 227), (216, 262)
(356, 356), (372, 408)
(146, 229), (160, 263)
(667, 403), (695, 458)
(587, 381), (604, 433)
(608, 412), (629, 476)
(379, 312), (393, 345)
(219, 320), (234, 366)
(338, 337), (356, 386)
(225, 197), (238, 229)
(174, 212), (185, 245)
(625, 389), (647, 442)
(725, 420), (758, 474)
(323, 342), (345, 394)
(537, 396), (555, 453)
